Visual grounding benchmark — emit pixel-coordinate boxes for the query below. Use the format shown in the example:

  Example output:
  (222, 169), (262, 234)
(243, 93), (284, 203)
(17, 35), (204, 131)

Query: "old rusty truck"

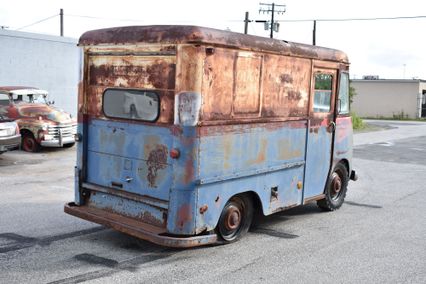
(0, 87), (77, 152)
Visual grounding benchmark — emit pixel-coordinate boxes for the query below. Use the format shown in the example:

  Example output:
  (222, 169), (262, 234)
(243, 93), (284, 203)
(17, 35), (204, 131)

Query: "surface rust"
(79, 26), (349, 64)
(65, 203), (218, 248)
(146, 144), (168, 188)
(176, 204), (192, 229)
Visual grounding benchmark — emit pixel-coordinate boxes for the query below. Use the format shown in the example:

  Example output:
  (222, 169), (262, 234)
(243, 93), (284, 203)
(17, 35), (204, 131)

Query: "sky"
(1, 0), (426, 80)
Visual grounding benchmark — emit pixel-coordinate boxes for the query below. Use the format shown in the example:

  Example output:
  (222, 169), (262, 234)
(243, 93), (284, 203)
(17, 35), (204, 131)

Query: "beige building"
(351, 79), (426, 119)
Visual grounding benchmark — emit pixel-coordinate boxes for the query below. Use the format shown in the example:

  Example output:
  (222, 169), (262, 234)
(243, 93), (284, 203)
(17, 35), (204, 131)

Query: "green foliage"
(351, 112), (364, 130)
(349, 84), (356, 106)
(314, 74), (332, 90)
(392, 110), (409, 120)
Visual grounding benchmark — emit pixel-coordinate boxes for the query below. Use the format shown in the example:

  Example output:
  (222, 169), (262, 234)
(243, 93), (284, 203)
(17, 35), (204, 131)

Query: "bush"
(351, 112), (364, 130)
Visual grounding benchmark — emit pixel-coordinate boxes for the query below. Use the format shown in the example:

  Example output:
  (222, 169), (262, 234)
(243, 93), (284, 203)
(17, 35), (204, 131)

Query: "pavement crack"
(251, 227), (299, 239)
(0, 227), (105, 254)
(345, 201), (383, 209)
(74, 253), (119, 268)
(227, 256), (263, 275)
(49, 251), (173, 284)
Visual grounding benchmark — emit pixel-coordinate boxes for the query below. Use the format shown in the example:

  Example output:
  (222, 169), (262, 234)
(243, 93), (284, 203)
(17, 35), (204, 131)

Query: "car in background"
(0, 86), (77, 152)
(0, 114), (21, 154)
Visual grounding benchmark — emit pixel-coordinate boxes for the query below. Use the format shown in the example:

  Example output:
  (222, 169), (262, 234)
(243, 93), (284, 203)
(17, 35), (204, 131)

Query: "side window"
(103, 89), (159, 122)
(338, 73), (350, 114)
(0, 94), (10, 106)
(313, 73), (333, 113)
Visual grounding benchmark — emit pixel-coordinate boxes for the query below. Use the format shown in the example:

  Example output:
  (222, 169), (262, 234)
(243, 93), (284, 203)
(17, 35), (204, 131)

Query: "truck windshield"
(12, 94), (48, 104)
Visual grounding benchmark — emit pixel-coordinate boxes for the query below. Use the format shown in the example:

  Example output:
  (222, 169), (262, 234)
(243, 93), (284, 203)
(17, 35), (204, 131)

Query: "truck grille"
(47, 123), (77, 139)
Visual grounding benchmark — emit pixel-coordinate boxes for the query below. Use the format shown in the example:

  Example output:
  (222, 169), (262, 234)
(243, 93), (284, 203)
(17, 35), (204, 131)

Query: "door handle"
(328, 121), (336, 132)
(125, 176), (133, 183)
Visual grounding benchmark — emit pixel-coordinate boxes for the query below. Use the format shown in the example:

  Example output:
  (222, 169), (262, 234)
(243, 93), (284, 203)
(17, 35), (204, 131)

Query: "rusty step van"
(65, 25), (357, 247)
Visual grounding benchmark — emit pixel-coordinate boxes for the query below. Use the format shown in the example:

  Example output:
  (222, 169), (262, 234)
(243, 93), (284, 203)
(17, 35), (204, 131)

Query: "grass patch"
(351, 112), (365, 130)
(362, 116), (426, 122)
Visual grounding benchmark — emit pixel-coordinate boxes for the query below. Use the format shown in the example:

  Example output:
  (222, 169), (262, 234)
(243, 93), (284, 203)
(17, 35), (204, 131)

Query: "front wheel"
(63, 142), (75, 148)
(317, 163), (349, 211)
(216, 194), (253, 243)
(22, 132), (41, 152)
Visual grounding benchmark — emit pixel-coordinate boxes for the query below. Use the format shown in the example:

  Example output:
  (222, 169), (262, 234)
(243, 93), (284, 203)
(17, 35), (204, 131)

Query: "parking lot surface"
(1, 120), (425, 283)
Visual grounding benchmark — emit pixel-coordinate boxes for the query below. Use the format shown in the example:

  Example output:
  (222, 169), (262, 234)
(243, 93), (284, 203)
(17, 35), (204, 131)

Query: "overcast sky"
(1, 0), (425, 80)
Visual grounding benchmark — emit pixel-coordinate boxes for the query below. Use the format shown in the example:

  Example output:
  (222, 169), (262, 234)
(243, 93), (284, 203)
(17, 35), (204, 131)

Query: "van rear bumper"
(64, 202), (218, 248)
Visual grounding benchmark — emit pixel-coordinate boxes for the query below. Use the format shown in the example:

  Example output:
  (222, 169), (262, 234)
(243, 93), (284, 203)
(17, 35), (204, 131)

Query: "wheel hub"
(331, 173), (342, 198)
(225, 206), (241, 230)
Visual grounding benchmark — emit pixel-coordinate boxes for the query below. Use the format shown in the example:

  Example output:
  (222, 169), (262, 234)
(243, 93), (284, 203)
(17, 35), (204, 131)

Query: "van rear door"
(84, 49), (176, 202)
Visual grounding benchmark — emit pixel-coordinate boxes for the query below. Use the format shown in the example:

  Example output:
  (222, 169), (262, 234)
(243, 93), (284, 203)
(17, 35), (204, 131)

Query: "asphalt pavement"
(0, 120), (425, 284)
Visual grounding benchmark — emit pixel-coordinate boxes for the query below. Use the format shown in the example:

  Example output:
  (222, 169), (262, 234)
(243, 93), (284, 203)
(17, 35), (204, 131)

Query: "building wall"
(0, 30), (81, 116)
(351, 80), (422, 119)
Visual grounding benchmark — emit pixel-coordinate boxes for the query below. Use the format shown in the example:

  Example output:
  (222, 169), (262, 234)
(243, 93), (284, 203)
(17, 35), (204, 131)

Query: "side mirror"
(48, 100), (55, 105)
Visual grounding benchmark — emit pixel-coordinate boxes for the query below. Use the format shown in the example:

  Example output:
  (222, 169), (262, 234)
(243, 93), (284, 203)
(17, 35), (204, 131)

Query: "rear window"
(103, 89), (159, 122)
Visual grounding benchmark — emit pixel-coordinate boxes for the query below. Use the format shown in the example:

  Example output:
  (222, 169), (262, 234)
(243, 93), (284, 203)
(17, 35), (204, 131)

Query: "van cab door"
(303, 68), (337, 200)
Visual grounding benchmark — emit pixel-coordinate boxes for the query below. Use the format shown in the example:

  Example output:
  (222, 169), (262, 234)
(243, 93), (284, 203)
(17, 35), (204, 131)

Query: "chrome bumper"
(0, 134), (21, 152)
(41, 136), (75, 147)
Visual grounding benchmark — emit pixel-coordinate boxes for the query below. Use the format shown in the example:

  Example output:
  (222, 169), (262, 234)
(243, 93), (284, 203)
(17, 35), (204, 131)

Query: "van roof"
(79, 25), (349, 64)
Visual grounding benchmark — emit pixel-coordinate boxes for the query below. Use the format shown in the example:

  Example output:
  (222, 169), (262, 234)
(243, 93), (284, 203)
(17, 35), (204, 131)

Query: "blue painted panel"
(198, 121), (307, 182)
(86, 119), (174, 201)
(194, 121), (307, 232)
(74, 122), (84, 205)
(167, 187), (197, 234)
(333, 117), (353, 172)
(170, 126), (199, 190)
(303, 120), (333, 199)
(196, 165), (304, 232)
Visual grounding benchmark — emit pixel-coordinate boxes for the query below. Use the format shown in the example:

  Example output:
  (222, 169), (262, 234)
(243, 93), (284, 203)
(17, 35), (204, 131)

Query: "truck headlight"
(44, 134), (54, 140)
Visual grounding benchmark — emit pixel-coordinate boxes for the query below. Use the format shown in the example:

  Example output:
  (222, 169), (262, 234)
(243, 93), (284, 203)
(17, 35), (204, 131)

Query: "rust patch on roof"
(79, 25), (349, 63)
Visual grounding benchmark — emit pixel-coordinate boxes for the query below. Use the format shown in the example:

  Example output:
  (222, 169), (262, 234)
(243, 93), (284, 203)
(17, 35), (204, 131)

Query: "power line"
(66, 14), (199, 24)
(16, 14), (58, 31)
(67, 14), (144, 23)
(277, 15), (426, 23)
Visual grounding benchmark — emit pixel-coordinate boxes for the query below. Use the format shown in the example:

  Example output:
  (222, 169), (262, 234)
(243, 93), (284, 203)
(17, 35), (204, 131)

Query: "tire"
(317, 163), (349, 211)
(63, 142), (75, 148)
(216, 194), (253, 243)
(22, 132), (41, 152)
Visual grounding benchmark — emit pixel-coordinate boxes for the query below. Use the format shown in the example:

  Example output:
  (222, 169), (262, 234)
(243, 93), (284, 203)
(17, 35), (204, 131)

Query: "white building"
(351, 79), (426, 119)
(0, 29), (80, 116)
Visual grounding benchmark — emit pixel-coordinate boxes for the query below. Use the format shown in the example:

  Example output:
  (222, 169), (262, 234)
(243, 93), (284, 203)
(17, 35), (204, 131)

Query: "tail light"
(15, 124), (20, 135)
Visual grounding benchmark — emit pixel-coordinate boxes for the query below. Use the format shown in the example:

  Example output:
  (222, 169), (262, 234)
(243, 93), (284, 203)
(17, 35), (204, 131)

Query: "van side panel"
(193, 47), (312, 233)
(195, 121), (307, 232)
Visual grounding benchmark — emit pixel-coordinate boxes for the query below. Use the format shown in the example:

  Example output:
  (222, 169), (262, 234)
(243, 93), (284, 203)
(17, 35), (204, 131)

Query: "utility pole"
(312, 20), (316, 45)
(60, 8), (64, 36)
(244, 12), (250, 34)
(259, 2), (286, 38)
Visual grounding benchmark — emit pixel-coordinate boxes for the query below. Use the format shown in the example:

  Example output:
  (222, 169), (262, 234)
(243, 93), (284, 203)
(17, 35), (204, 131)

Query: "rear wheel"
(317, 163), (349, 211)
(216, 194), (253, 243)
(22, 132), (41, 152)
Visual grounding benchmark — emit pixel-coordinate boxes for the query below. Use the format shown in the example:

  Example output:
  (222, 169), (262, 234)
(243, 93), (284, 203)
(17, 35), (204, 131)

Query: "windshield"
(12, 94), (48, 104)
